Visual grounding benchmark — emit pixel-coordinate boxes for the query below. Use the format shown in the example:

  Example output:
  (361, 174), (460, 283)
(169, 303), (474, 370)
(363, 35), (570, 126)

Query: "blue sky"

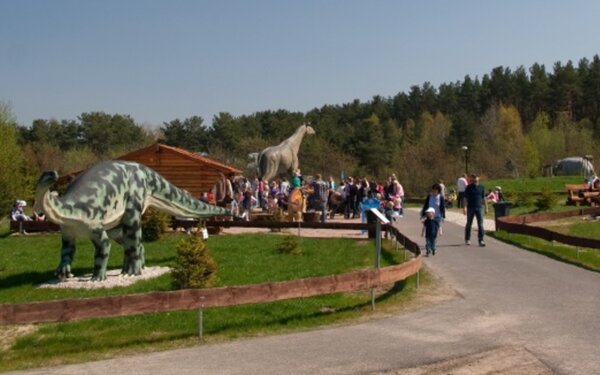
(2, 0), (600, 127)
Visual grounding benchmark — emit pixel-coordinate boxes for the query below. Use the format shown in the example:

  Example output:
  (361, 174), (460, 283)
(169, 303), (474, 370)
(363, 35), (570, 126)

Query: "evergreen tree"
(529, 63), (551, 119)
(161, 116), (209, 152)
(580, 55), (600, 132)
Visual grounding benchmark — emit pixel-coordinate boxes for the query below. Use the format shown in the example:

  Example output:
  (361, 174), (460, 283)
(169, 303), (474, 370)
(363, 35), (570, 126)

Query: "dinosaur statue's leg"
(121, 196), (144, 276)
(90, 229), (111, 281)
(108, 226), (145, 273)
(290, 154), (299, 175)
(56, 234), (76, 280)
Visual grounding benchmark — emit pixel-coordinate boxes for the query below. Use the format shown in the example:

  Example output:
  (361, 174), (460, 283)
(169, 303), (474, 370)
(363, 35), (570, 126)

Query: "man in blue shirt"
(464, 174), (488, 247)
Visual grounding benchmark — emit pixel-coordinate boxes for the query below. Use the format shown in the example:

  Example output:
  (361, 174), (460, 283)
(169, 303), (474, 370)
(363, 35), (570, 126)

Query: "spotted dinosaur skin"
(35, 161), (231, 281)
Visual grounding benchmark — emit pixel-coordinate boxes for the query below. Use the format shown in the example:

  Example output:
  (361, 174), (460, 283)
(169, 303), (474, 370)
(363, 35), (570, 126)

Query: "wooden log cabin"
(58, 143), (242, 198)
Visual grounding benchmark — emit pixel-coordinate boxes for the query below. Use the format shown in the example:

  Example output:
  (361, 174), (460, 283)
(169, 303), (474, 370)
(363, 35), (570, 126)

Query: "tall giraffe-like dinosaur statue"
(35, 161), (232, 281)
(257, 123), (315, 182)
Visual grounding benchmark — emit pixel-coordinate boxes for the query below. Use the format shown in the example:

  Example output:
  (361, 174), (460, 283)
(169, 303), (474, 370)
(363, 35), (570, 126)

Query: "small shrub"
(142, 208), (171, 241)
(534, 188), (558, 212)
(513, 191), (534, 208)
(277, 235), (301, 254)
(172, 234), (217, 289)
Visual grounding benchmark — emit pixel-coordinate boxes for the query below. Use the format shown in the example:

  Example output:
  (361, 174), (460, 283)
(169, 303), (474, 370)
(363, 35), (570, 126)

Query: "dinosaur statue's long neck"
(285, 125), (307, 155)
(35, 186), (68, 226)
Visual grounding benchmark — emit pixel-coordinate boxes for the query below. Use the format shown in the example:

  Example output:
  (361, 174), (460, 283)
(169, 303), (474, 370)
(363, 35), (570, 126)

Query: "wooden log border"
(0, 223), (422, 325)
(496, 207), (600, 250)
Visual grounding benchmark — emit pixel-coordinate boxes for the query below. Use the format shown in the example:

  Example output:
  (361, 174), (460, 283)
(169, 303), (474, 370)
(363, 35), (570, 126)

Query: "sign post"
(368, 208), (389, 311)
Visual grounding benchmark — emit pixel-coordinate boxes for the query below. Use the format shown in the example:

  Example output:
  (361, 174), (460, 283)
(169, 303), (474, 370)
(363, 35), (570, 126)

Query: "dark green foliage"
(534, 187), (558, 211)
(160, 116), (210, 152)
(277, 235), (301, 254)
(0, 104), (28, 214)
(79, 112), (147, 157)
(172, 234), (217, 289)
(141, 208), (171, 242)
(513, 191), (535, 208)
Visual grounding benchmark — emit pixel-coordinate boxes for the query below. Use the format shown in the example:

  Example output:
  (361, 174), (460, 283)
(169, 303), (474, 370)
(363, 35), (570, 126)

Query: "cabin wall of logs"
(117, 143), (241, 198)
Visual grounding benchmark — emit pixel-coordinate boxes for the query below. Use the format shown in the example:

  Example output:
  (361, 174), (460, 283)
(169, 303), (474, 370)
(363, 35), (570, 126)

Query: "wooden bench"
(9, 220), (60, 234)
(565, 184), (597, 206)
(583, 191), (600, 206)
(171, 218), (224, 234)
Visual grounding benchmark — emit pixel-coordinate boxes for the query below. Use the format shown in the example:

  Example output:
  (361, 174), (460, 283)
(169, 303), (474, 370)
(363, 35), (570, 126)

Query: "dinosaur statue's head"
(34, 170), (59, 216)
(36, 170), (59, 191)
(304, 123), (316, 135)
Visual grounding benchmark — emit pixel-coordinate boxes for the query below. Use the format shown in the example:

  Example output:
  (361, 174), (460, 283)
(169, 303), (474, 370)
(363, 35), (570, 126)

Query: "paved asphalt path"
(10, 209), (600, 375)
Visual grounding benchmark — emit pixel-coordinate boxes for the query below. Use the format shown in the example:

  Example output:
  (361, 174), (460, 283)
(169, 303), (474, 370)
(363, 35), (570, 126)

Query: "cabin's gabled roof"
(117, 143), (242, 174)
(57, 143), (242, 184)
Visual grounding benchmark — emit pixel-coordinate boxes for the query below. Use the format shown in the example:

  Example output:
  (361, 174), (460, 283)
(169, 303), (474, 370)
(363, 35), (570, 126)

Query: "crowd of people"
(206, 171), (407, 224)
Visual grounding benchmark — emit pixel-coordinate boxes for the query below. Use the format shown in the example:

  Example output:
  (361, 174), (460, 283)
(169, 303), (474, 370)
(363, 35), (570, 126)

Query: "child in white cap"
(11, 200), (31, 222)
(421, 207), (440, 256)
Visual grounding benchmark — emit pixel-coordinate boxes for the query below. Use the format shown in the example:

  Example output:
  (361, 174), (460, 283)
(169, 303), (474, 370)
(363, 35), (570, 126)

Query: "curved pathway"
(9, 209), (600, 374)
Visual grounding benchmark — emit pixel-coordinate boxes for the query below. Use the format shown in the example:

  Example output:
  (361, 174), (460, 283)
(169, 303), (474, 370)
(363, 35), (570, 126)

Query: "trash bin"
(493, 202), (512, 231)
(366, 210), (378, 239)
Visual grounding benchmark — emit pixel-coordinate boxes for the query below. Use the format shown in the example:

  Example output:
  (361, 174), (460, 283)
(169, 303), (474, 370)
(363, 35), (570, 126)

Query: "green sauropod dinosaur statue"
(35, 160), (232, 281)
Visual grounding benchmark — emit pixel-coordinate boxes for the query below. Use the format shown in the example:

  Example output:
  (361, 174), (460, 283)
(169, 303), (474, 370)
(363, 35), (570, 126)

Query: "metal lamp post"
(461, 145), (469, 174)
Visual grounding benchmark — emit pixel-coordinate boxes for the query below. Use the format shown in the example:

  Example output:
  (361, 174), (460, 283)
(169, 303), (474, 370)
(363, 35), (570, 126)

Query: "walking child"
(421, 207), (440, 256)
(240, 190), (257, 222)
(383, 200), (398, 239)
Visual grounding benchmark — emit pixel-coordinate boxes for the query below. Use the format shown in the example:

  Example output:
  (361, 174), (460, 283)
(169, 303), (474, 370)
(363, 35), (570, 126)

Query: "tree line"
(1, 55), (599, 213)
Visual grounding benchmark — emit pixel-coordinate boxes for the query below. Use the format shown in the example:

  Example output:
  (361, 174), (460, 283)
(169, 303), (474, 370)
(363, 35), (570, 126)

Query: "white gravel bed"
(38, 266), (171, 289)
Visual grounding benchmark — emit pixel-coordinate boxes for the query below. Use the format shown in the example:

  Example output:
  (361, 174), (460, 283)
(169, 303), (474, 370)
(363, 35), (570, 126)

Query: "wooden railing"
(0, 222), (422, 325)
(496, 207), (600, 250)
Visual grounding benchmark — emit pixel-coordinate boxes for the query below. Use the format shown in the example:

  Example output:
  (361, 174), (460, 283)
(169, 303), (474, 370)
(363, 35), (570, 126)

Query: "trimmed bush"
(172, 234), (217, 289)
(142, 208), (171, 241)
(277, 235), (301, 254)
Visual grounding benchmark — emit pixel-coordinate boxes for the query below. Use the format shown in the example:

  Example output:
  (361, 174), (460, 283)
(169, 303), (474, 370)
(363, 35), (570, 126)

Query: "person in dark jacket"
(420, 183), (446, 234)
(463, 174), (488, 247)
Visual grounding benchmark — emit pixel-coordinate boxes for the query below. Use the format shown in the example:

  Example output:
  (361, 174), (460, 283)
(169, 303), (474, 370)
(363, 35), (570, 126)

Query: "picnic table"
(565, 183), (600, 206)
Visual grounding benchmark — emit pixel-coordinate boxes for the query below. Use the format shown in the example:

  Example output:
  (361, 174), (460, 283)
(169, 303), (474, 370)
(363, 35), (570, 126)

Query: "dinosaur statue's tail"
(144, 166), (232, 219)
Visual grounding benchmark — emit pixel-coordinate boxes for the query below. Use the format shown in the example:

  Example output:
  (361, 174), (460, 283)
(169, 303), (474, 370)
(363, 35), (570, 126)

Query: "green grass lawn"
(540, 217), (600, 240)
(484, 175), (584, 193)
(0, 232), (422, 371)
(491, 230), (600, 272)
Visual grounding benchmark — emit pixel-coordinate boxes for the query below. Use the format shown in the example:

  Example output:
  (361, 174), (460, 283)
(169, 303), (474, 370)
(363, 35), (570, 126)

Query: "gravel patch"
(373, 346), (556, 375)
(38, 266), (171, 289)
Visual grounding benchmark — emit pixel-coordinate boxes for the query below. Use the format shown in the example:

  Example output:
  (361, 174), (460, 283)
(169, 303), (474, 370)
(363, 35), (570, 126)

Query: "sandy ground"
(373, 346), (555, 375)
